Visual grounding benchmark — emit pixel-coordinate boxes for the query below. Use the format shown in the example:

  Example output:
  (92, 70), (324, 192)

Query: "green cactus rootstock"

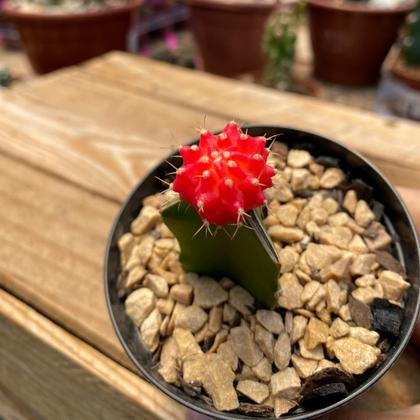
(162, 199), (280, 309)
(403, 1), (420, 66)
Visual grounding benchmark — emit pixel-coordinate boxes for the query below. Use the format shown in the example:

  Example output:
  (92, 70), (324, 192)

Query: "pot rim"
(183, 0), (276, 12)
(4, 0), (141, 20)
(308, 0), (415, 14)
(104, 125), (420, 420)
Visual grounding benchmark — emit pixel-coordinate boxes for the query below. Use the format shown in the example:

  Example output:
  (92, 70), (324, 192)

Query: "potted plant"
(390, 0), (420, 89)
(184, 0), (277, 78)
(308, 0), (415, 85)
(105, 123), (420, 418)
(4, 0), (141, 73)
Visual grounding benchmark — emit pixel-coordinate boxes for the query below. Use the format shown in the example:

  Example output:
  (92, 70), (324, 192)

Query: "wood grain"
(0, 52), (418, 203)
(82, 52), (420, 189)
(0, 289), (185, 420)
(0, 71), (224, 201)
(0, 152), (129, 367)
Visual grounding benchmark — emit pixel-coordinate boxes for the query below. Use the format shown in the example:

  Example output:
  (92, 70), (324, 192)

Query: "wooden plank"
(0, 386), (39, 420)
(1, 53), (419, 198)
(0, 70), (224, 201)
(82, 52), (420, 189)
(0, 290), (185, 420)
(0, 152), (130, 368)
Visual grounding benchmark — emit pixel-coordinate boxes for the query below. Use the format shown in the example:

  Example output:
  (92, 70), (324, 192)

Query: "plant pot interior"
(105, 126), (420, 420)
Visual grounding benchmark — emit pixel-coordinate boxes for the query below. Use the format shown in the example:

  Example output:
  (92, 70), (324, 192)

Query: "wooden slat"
(0, 152), (129, 367)
(1, 53), (420, 201)
(0, 71), (224, 201)
(82, 52), (420, 189)
(0, 289), (185, 420)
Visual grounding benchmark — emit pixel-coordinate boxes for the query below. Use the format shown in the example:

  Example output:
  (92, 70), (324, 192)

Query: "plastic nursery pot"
(307, 0), (415, 86)
(184, 0), (276, 78)
(5, 0), (141, 74)
(104, 126), (420, 420)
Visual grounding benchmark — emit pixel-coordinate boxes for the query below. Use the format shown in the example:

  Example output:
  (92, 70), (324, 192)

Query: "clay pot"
(184, 0), (276, 78)
(308, 0), (415, 86)
(5, 1), (141, 74)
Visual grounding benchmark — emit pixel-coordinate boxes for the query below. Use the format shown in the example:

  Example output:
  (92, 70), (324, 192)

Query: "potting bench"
(0, 52), (419, 418)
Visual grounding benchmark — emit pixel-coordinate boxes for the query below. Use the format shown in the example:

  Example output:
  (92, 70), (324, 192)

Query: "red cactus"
(172, 122), (276, 225)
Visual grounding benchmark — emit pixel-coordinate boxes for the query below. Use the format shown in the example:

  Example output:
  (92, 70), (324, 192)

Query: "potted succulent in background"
(308, 0), (415, 85)
(378, 0), (420, 119)
(105, 122), (420, 418)
(390, 0), (420, 89)
(184, 0), (277, 78)
(4, 0), (141, 73)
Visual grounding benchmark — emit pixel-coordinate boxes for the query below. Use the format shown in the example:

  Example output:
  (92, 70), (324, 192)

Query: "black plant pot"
(104, 126), (420, 419)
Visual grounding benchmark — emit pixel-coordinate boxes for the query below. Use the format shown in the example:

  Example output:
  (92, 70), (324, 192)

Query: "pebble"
(332, 337), (379, 374)
(194, 276), (228, 308)
(237, 380), (269, 404)
(125, 288), (155, 327)
(256, 309), (284, 334)
(274, 332), (292, 370)
(270, 367), (301, 399)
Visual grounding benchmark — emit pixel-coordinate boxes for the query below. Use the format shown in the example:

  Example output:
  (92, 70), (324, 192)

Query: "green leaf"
(162, 200), (280, 309)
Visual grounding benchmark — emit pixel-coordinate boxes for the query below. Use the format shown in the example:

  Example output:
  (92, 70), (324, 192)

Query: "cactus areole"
(172, 121), (276, 225)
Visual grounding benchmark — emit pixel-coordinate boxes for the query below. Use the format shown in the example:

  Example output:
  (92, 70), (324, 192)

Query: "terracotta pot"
(5, 1), (140, 74)
(308, 0), (415, 86)
(184, 0), (276, 78)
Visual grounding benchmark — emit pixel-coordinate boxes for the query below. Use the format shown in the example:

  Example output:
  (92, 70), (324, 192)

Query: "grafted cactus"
(162, 122), (280, 308)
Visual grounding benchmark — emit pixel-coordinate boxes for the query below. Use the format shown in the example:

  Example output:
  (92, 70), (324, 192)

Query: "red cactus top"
(172, 122), (276, 225)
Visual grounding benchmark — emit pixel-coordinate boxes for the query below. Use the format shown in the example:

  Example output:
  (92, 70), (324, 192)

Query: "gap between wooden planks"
(0, 289), (185, 420)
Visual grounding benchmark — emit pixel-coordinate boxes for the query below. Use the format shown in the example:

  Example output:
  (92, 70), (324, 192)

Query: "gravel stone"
(237, 380), (269, 404)
(131, 205), (161, 235)
(332, 337), (379, 374)
(255, 325), (275, 362)
(278, 247), (299, 273)
(304, 318), (329, 349)
(319, 226), (353, 250)
(170, 283), (193, 305)
(319, 168), (344, 188)
(194, 277), (228, 308)
(174, 305), (208, 333)
(144, 274), (169, 298)
(349, 327), (380, 346)
(291, 315), (308, 344)
(217, 340), (238, 371)
(229, 285), (255, 316)
(252, 357), (272, 382)
(291, 354), (318, 378)
(350, 254), (377, 276)
(158, 336), (179, 383)
(288, 149), (312, 168)
(378, 270), (410, 302)
(274, 332), (292, 370)
(268, 225), (305, 243)
(330, 318), (350, 338)
(277, 204), (299, 227)
(230, 325), (263, 367)
(173, 328), (202, 360)
(299, 339), (324, 360)
(256, 310), (284, 334)
(274, 398), (297, 417)
(140, 308), (162, 352)
(277, 273), (303, 310)
(125, 288), (155, 327)
(354, 200), (375, 228)
(270, 367), (301, 399)
(343, 190), (357, 214)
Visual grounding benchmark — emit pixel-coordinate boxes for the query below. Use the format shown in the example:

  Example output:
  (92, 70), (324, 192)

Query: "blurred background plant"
(263, 1), (305, 90)
(403, 0), (420, 66)
(0, 65), (12, 86)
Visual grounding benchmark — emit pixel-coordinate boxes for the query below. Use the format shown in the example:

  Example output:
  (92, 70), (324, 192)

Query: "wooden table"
(1, 52), (419, 419)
